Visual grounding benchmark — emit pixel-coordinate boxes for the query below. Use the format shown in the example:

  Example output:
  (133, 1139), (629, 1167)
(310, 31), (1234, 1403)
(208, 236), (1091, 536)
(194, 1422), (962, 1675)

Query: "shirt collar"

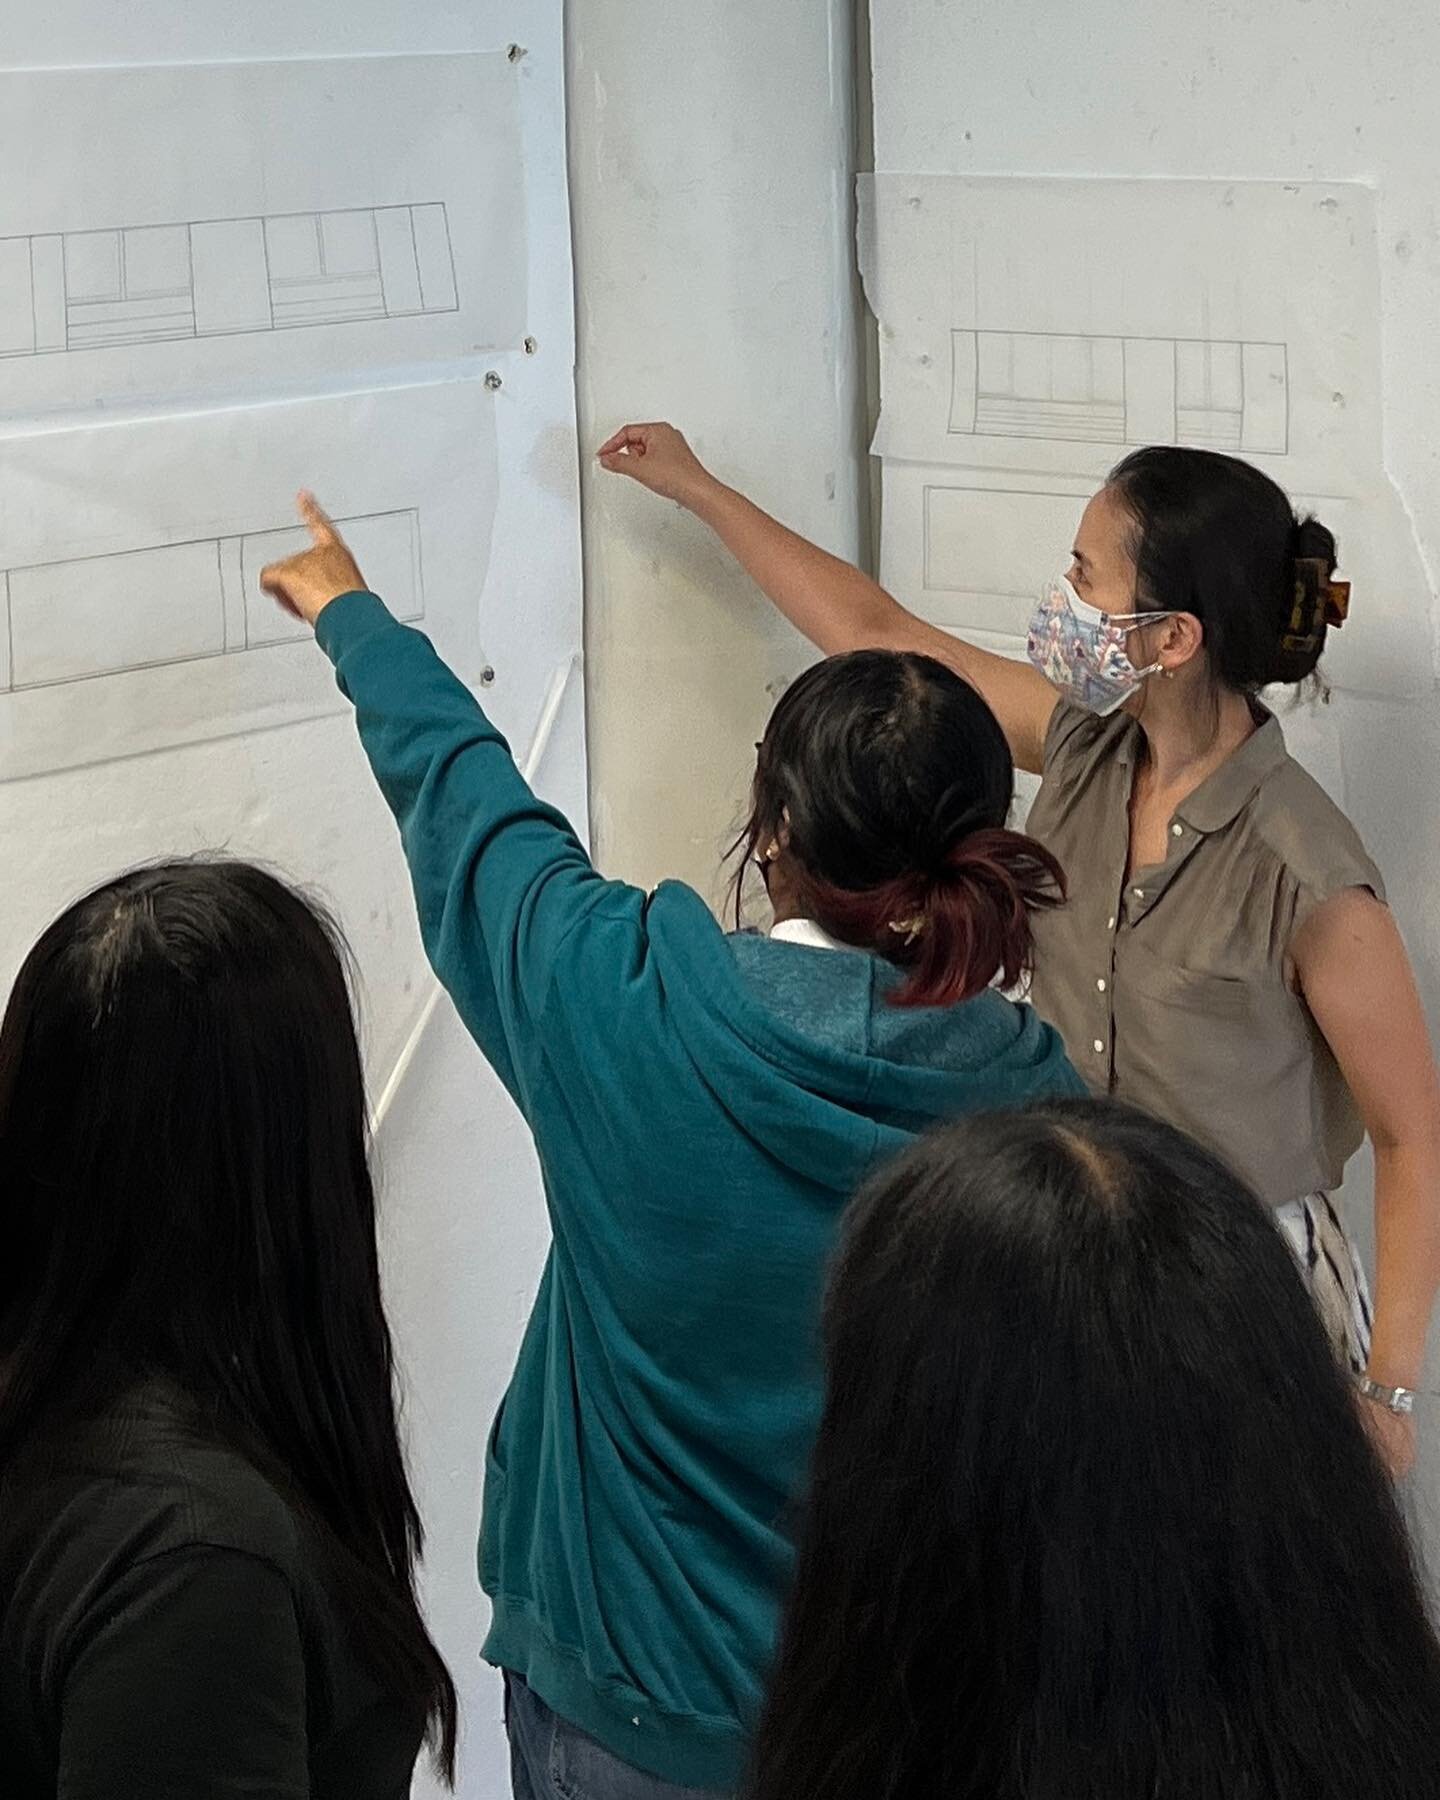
(1114, 706), (1289, 834)
(769, 918), (850, 952)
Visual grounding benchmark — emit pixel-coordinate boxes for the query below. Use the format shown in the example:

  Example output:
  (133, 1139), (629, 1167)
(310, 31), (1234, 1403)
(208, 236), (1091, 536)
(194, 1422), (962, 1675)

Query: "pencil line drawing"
(921, 482), (1088, 597)
(918, 480), (1088, 646)
(0, 509), (421, 693)
(0, 205), (458, 358)
(949, 330), (1289, 455)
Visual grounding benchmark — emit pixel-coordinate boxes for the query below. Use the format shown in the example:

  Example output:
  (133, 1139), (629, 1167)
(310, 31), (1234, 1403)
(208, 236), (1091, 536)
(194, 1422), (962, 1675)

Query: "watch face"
(1362, 1378), (1415, 1415)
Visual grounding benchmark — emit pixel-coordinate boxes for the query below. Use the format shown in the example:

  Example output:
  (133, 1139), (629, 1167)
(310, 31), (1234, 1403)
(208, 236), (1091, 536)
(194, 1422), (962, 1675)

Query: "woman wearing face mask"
(599, 423), (1440, 1480)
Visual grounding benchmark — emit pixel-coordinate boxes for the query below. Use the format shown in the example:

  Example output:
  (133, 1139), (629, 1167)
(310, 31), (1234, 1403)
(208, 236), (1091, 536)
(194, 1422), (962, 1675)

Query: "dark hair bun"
(1291, 515), (1337, 571)
(1266, 514), (1337, 686)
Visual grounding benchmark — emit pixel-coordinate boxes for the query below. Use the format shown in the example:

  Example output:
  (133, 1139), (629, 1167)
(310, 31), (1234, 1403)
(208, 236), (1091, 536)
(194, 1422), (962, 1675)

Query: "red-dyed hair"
(799, 828), (1065, 1008)
(730, 652), (1065, 1008)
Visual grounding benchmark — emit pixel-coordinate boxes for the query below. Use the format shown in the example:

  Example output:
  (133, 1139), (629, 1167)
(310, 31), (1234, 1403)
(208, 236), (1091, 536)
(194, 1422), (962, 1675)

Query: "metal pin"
(480, 666), (496, 687)
(523, 336), (539, 355)
(507, 43), (527, 62)
(484, 371), (503, 391)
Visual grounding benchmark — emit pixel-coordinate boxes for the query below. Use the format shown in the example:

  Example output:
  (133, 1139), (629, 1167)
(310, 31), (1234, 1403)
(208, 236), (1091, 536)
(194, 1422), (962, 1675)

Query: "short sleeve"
(55, 1546), (309, 1800)
(1284, 796), (1386, 940)
(1291, 860), (1387, 939)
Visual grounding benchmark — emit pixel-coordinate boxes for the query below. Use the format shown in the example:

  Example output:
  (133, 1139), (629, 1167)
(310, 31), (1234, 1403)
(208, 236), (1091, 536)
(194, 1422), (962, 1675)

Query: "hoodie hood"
(647, 881), (1082, 1196)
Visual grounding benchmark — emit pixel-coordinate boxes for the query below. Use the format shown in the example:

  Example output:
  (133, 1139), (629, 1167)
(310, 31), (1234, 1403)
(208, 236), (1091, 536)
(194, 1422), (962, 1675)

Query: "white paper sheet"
(862, 176), (1429, 698)
(0, 379), (497, 780)
(0, 54), (525, 421)
(879, 462), (1091, 645)
(860, 176), (1381, 486)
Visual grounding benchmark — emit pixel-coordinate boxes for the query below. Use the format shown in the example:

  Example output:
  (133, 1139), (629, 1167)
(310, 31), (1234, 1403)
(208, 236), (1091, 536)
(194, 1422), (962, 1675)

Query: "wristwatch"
(1356, 1374), (1417, 1416)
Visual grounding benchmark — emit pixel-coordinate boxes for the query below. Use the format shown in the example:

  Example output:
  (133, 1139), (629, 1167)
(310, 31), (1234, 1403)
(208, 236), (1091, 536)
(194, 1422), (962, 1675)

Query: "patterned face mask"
(1026, 576), (1172, 717)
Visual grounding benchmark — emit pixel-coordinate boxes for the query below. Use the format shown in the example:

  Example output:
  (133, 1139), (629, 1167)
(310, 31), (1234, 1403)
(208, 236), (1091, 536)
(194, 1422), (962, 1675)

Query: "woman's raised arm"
(598, 422), (1058, 773)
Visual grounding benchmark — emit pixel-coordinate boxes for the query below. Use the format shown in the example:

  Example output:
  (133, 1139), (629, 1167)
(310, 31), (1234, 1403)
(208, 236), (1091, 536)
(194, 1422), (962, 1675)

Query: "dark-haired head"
(1073, 446), (1341, 702)
(0, 859), (456, 1780)
(750, 1100), (1440, 1800)
(730, 651), (1063, 1006)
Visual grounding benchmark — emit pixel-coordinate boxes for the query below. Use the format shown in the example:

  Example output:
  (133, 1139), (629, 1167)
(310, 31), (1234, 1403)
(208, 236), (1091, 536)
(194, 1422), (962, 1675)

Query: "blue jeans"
(503, 1672), (731, 1800)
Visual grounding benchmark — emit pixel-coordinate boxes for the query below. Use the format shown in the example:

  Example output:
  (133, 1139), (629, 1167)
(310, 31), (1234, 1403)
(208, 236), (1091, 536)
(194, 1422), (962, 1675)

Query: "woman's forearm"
(1368, 1136), (1440, 1390)
(685, 475), (1058, 771)
(601, 422), (912, 654)
(597, 422), (1059, 770)
(688, 477), (914, 656)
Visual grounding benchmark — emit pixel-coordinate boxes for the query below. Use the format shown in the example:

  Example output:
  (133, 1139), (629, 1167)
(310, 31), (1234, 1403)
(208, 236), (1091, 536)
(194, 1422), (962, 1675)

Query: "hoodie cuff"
(313, 590), (398, 666)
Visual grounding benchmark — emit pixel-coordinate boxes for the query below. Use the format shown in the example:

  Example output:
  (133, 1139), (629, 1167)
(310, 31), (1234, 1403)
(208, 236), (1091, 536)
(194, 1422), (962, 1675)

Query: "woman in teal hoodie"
(260, 499), (1081, 1800)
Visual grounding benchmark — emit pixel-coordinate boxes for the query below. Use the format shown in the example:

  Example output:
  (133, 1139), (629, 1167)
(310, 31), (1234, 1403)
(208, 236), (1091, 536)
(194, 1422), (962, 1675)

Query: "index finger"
(297, 489), (338, 546)
(596, 424), (663, 458)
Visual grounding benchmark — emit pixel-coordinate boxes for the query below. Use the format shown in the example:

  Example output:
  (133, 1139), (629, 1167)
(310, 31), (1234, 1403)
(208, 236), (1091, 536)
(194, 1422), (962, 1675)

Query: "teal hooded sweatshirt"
(317, 592), (1082, 1789)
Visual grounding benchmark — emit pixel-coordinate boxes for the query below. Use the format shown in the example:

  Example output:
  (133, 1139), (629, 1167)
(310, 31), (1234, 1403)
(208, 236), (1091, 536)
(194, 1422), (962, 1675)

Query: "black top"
(0, 1382), (425, 1799)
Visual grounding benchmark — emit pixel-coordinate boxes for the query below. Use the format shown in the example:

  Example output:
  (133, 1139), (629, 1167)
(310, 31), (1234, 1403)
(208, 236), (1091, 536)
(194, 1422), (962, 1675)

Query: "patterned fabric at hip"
(1275, 1193), (1373, 1374)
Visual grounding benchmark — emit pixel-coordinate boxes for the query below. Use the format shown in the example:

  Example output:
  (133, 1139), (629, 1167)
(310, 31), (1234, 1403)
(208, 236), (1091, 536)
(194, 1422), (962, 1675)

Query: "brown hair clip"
(1322, 576), (1351, 628)
(1283, 558), (1351, 653)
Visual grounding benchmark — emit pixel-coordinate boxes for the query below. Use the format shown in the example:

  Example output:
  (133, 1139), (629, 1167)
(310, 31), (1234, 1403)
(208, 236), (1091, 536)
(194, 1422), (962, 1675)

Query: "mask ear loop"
(1123, 611), (1176, 683)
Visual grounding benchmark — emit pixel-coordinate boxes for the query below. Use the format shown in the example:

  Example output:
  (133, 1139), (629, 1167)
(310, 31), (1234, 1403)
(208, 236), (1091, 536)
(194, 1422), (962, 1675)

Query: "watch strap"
(1357, 1374), (1417, 1416)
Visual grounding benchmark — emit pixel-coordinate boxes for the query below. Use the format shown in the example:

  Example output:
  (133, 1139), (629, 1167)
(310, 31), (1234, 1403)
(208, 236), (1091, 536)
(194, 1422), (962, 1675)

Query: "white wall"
(568, 0), (867, 900)
(869, 0), (1440, 1539)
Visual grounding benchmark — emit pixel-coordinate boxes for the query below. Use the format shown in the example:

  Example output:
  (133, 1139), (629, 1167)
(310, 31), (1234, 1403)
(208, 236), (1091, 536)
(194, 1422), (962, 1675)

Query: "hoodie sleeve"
(315, 591), (641, 1109)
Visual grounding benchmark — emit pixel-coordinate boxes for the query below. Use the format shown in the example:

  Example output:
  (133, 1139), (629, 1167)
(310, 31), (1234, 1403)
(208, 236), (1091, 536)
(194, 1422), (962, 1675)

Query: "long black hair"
(1109, 446), (1339, 690)
(0, 859), (457, 1779)
(750, 1100), (1440, 1800)
(730, 651), (1063, 1006)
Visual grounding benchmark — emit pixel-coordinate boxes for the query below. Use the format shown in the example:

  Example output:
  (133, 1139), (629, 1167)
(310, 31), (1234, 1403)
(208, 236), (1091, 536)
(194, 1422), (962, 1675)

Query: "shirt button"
(1132, 887), (1144, 901)
(1096, 977), (1107, 992)
(1093, 1039), (1105, 1055)
(1106, 915), (1116, 931)
(1171, 823), (1184, 838)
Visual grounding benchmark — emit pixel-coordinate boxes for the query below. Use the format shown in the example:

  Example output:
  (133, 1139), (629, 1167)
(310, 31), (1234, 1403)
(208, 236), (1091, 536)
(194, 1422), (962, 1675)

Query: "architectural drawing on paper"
(916, 480), (1085, 645)
(0, 510), (421, 694)
(949, 331), (1289, 455)
(921, 482), (1084, 594)
(0, 205), (458, 357)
